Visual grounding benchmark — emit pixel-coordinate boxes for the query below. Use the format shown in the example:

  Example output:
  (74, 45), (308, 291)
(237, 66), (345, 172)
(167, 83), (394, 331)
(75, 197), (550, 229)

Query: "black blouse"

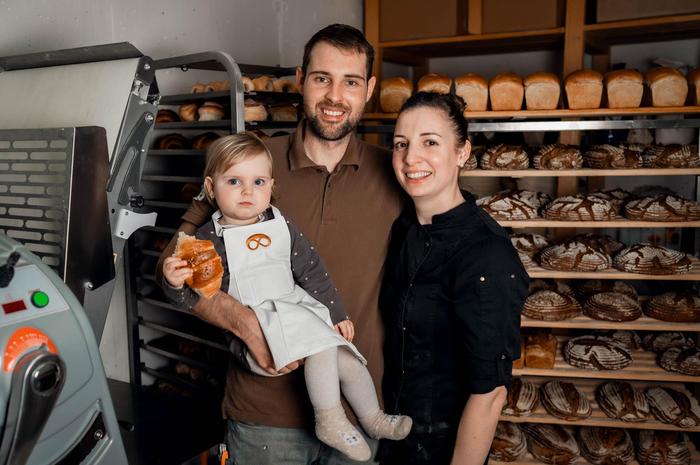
(380, 195), (528, 431)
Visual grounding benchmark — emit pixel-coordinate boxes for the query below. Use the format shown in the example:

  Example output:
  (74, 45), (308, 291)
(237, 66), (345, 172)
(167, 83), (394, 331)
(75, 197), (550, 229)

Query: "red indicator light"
(2, 300), (27, 314)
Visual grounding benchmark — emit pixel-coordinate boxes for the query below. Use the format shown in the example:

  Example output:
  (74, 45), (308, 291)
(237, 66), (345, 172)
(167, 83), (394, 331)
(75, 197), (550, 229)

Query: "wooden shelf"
(492, 447), (700, 465)
(365, 106), (700, 121)
(527, 259), (700, 281)
(585, 14), (700, 49)
(460, 168), (700, 177)
(499, 218), (700, 228)
(514, 338), (700, 383)
(501, 378), (700, 432)
(522, 314), (700, 332)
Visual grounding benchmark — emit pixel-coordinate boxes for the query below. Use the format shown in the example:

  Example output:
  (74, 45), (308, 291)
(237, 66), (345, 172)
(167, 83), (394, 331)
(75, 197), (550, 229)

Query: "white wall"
(0, 0), (362, 382)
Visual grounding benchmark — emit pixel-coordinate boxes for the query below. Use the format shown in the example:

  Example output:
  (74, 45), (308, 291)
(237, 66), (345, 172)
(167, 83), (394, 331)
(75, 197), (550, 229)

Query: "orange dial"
(3, 327), (58, 372)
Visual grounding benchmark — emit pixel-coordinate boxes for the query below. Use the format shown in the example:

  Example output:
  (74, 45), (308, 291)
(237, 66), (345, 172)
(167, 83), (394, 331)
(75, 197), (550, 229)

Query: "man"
(157, 24), (403, 464)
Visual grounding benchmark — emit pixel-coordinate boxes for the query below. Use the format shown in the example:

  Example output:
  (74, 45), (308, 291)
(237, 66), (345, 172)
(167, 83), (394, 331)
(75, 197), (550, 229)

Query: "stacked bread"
(564, 335), (633, 370)
(533, 144), (583, 169)
(584, 144), (643, 168)
(596, 381), (650, 422)
(543, 194), (617, 221)
(613, 243), (692, 275)
(479, 144), (529, 170)
(523, 290), (581, 321)
(539, 240), (611, 272)
(489, 422), (527, 462)
(502, 378), (540, 417)
(578, 427), (635, 465)
(540, 380), (592, 420)
(624, 194), (700, 221)
(644, 292), (700, 322)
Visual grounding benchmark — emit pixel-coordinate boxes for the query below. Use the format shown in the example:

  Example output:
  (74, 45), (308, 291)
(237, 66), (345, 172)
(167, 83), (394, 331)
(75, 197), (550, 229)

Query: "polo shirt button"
(479, 276), (485, 282)
(510, 274), (515, 279)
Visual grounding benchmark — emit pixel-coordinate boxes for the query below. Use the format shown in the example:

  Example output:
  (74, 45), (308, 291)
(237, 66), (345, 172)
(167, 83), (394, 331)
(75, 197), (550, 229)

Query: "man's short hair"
(301, 24), (374, 81)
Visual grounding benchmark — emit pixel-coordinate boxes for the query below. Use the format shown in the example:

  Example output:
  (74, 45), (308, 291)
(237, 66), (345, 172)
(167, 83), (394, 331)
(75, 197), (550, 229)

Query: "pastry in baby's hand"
(174, 232), (223, 298)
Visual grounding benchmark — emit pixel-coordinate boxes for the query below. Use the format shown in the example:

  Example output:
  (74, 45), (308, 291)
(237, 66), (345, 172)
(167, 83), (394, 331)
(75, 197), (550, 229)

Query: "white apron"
(221, 206), (365, 373)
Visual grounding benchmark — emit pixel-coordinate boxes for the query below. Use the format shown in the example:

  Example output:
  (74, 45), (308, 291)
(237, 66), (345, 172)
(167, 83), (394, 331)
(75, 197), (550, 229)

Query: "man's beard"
(304, 102), (362, 141)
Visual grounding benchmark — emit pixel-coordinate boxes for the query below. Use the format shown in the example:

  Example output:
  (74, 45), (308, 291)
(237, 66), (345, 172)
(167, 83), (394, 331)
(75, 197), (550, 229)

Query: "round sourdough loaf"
(564, 335), (632, 370)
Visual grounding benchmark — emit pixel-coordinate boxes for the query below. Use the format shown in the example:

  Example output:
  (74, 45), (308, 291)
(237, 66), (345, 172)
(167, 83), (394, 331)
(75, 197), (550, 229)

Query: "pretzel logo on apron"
(246, 233), (272, 250)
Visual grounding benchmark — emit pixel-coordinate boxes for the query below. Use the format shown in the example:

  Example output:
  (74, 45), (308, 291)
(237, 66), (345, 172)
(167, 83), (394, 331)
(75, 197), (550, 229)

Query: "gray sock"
(315, 405), (371, 462)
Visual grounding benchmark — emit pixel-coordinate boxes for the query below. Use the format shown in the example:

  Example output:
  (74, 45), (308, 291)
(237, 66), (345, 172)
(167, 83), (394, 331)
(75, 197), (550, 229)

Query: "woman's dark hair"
(400, 91), (469, 145)
(301, 24), (375, 80)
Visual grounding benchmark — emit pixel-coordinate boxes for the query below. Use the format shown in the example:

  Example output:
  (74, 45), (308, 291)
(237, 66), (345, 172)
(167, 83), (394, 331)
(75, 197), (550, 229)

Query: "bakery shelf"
(365, 106), (700, 121)
(159, 90), (301, 106)
(139, 318), (229, 352)
(144, 200), (189, 210)
(142, 175), (203, 183)
(526, 259), (700, 281)
(492, 448), (699, 465)
(147, 149), (206, 156)
(460, 168), (700, 177)
(521, 314), (700, 333)
(141, 225), (177, 235)
(514, 339), (700, 383)
(139, 297), (189, 315)
(155, 121), (232, 130)
(141, 364), (204, 393)
(584, 14), (700, 50)
(469, 118), (700, 133)
(499, 218), (700, 228)
(141, 337), (226, 376)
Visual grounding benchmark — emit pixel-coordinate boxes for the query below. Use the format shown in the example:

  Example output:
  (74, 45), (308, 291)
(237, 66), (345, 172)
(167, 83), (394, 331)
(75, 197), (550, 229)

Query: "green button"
(31, 291), (49, 308)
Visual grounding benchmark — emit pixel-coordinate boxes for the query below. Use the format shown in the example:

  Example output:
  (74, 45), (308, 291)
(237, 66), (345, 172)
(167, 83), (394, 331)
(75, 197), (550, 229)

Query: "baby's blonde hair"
(203, 132), (273, 205)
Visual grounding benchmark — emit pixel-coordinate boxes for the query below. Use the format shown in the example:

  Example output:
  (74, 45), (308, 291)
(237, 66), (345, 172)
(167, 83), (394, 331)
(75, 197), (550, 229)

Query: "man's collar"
(289, 120), (362, 172)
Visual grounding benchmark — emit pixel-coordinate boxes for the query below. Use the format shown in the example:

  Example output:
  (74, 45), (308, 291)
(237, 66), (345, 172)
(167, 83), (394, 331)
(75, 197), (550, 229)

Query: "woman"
(379, 92), (528, 465)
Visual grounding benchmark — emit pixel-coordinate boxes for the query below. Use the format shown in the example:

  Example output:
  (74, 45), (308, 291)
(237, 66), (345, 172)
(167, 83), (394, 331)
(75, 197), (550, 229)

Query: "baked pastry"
(647, 67), (689, 107)
(645, 291), (700, 322)
(198, 101), (225, 121)
(645, 386), (700, 428)
(455, 73), (488, 111)
(272, 78), (299, 93)
(521, 424), (579, 465)
(525, 333), (557, 369)
(528, 279), (574, 296)
(417, 73), (451, 94)
(241, 76), (255, 92)
(190, 82), (207, 93)
(642, 332), (695, 354)
(205, 80), (230, 92)
(660, 346), (700, 376)
(380, 77), (412, 113)
(502, 378), (539, 416)
(540, 380), (592, 420)
(178, 103), (198, 122)
(156, 133), (189, 150)
(191, 132), (220, 151)
(584, 144), (643, 169)
(595, 381), (650, 422)
(252, 75), (274, 92)
(539, 241), (611, 272)
(489, 73), (524, 111)
(563, 335), (632, 370)
(642, 144), (700, 168)
(476, 190), (546, 220)
(584, 292), (641, 322)
(511, 233), (550, 269)
(572, 233), (625, 257)
(624, 194), (700, 221)
(578, 427), (635, 465)
(605, 69), (644, 108)
(244, 99), (268, 122)
(156, 109), (179, 123)
(523, 72), (560, 110)
(689, 68), (700, 106)
(613, 243), (692, 275)
(543, 194), (616, 221)
(173, 232), (224, 299)
(564, 69), (603, 109)
(479, 144), (529, 170)
(637, 431), (691, 465)
(576, 280), (637, 300)
(489, 422), (527, 462)
(533, 144), (583, 170)
(268, 105), (297, 122)
(523, 291), (581, 321)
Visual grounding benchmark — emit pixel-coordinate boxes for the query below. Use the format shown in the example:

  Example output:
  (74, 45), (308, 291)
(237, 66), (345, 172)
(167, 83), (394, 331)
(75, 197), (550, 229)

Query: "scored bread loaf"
(624, 194), (700, 222)
(584, 292), (642, 322)
(647, 67), (689, 107)
(502, 378), (540, 417)
(642, 332), (695, 354)
(455, 73), (488, 111)
(156, 109), (179, 123)
(613, 243), (692, 275)
(521, 424), (580, 465)
(595, 381), (650, 422)
(539, 241), (611, 272)
(540, 380), (592, 420)
(523, 72), (560, 110)
(565, 69), (603, 109)
(645, 291), (700, 322)
(659, 346), (700, 376)
(191, 132), (221, 151)
(563, 335), (633, 370)
(380, 77), (413, 113)
(417, 73), (451, 94)
(179, 103), (198, 122)
(578, 427), (635, 465)
(605, 69), (644, 109)
(533, 144), (583, 169)
(489, 422), (527, 462)
(156, 133), (189, 150)
(479, 144), (529, 170)
(642, 144), (700, 168)
(637, 430), (691, 465)
(543, 194), (617, 221)
(489, 73), (524, 111)
(173, 232), (224, 299)
(523, 291), (581, 321)
(584, 144), (643, 169)
(645, 386), (700, 428)
(272, 78), (299, 93)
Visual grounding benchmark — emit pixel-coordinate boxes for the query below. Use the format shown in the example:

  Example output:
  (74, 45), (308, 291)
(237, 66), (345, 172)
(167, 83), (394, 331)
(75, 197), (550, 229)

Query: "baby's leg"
(337, 348), (412, 440)
(305, 347), (370, 461)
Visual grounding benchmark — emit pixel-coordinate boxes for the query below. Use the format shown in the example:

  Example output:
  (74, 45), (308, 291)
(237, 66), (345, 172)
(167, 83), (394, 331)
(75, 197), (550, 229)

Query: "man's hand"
(162, 257), (192, 288)
(335, 320), (355, 342)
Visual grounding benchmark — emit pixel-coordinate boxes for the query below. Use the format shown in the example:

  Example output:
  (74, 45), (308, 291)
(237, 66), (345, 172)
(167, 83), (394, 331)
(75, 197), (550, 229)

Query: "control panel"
(0, 265), (68, 327)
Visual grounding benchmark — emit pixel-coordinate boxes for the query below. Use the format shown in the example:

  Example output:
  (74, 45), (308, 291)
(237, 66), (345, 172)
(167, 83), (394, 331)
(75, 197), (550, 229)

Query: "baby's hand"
(163, 256), (192, 289)
(335, 320), (354, 342)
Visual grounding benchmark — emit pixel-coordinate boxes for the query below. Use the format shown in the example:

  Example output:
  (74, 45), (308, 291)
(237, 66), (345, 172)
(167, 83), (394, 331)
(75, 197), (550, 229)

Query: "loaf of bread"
(156, 133), (189, 150)
(540, 380), (592, 421)
(523, 291), (581, 321)
(539, 241), (611, 272)
(511, 233), (550, 269)
(642, 144), (700, 168)
(543, 194), (617, 221)
(584, 144), (643, 168)
(198, 101), (225, 121)
(603, 329), (642, 352)
(529, 279), (574, 297)
(533, 144), (582, 169)
(191, 132), (220, 151)
(417, 73), (451, 94)
(637, 431), (691, 465)
(479, 144), (529, 170)
(380, 77), (412, 113)
(489, 422), (527, 462)
(241, 76), (255, 92)
(645, 386), (700, 428)
(572, 233), (626, 257)
(244, 100), (268, 122)
(455, 73), (488, 111)
(525, 333), (558, 369)
(577, 280), (637, 300)
(156, 109), (179, 123)
(173, 232), (224, 298)
(564, 69), (603, 109)
(596, 381), (650, 422)
(268, 105), (298, 122)
(190, 82), (207, 93)
(476, 190), (549, 220)
(272, 78), (299, 93)
(689, 68), (700, 106)
(660, 346), (700, 376)
(252, 75), (274, 92)
(645, 291), (700, 322)
(489, 73), (524, 111)
(205, 80), (231, 92)
(624, 194), (700, 222)
(523, 72), (560, 110)
(613, 243), (692, 275)
(563, 335), (633, 370)
(502, 378), (540, 416)
(643, 332), (695, 354)
(588, 188), (633, 214)
(647, 67), (688, 107)
(521, 424), (580, 465)
(605, 69), (644, 108)
(584, 291), (642, 322)
(578, 427), (635, 465)
(179, 103), (198, 122)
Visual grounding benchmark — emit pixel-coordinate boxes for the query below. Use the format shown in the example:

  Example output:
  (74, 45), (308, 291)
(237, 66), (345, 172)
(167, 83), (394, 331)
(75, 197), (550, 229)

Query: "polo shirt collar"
(289, 120), (362, 171)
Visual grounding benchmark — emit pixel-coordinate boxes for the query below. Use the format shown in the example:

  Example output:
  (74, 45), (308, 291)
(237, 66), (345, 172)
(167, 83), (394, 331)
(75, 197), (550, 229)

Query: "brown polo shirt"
(179, 122), (404, 427)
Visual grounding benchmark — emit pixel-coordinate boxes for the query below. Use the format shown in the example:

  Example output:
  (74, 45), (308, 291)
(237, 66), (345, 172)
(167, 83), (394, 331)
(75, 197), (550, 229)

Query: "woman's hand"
(335, 320), (355, 342)
(162, 256), (192, 289)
